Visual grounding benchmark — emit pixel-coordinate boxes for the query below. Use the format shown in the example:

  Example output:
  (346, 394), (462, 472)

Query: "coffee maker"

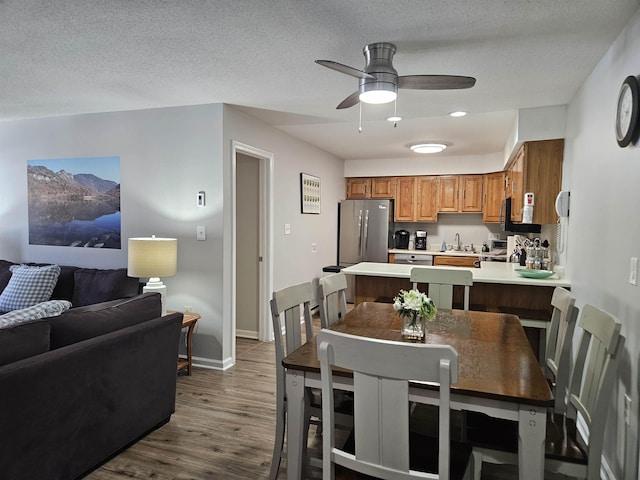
(394, 230), (410, 249)
(415, 231), (427, 250)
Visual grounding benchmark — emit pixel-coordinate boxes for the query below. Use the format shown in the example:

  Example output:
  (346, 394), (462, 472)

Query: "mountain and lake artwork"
(27, 157), (121, 249)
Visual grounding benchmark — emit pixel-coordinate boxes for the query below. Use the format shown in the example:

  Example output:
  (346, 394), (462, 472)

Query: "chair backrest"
(565, 304), (624, 479)
(410, 267), (473, 311)
(318, 273), (348, 329)
(544, 287), (579, 414)
(270, 282), (315, 402)
(317, 329), (459, 480)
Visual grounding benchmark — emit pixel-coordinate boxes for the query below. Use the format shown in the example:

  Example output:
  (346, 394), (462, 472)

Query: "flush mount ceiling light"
(449, 111), (468, 117)
(409, 143), (448, 154)
(359, 83), (397, 104)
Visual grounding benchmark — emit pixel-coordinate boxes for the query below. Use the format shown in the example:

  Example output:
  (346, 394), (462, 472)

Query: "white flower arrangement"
(393, 288), (437, 325)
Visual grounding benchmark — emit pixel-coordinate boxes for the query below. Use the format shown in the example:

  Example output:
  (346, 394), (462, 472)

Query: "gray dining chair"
(318, 272), (348, 329)
(470, 303), (625, 480)
(410, 267), (473, 311)
(269, 281), (318, 480)
(317, 329), (474, 480)
(544, 287), (579, 414)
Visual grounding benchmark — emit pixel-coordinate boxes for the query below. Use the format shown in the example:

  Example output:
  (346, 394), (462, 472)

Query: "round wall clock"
(616, 75), (640, 147)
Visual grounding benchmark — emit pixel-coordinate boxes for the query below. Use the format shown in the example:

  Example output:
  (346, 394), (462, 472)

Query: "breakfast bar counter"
(342, 261), (570, 288)
(341, 262), (571, 358)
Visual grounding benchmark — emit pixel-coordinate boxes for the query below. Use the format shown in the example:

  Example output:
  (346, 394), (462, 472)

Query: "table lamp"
(127, 235), (177, 315)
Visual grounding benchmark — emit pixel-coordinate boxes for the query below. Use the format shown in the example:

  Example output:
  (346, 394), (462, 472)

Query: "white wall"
(564, 10), (640, 479)
(0, 103), (345, 371)
(344, 152), (504, 177)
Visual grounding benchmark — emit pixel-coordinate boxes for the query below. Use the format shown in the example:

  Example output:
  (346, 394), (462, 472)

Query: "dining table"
(282, 301), (554, 480)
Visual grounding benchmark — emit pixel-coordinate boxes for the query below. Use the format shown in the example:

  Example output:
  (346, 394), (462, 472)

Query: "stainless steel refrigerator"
(338, 199), (393, 302)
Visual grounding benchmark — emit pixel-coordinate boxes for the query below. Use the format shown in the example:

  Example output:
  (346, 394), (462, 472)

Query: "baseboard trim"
(192, 355), (234, 371)
(236, 329), (259, 339)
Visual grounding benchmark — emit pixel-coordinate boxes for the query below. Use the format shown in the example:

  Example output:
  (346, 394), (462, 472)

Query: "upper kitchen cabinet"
(506, 139), (564, 224)
(437, 175), (483, 213)
(394, 176), (438, 222)
(394, 176), (416, 221)
(371, 177), (396, 198)
(415, 176), (439, 221)
(482, 172), (507, 223)
(345, 177), (371, 199)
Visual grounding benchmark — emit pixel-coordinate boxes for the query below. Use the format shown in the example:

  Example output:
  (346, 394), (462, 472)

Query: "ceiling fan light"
(359, 89), (397, 104)
(386, 115), (402, 122)
(410, 143), (447, 154)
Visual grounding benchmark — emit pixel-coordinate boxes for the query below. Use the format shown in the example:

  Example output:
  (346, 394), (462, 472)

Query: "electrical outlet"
(630, 257), (638, 286)
(196, 225), (206, 241)
(284, 224), (291, 235)
(624, 394), (632, 425)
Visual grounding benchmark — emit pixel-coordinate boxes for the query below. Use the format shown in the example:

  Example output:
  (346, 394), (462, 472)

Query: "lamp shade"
(128, 236), (177, 278)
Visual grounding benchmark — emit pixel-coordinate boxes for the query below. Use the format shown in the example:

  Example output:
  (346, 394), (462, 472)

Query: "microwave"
(501, 197), (541, 234)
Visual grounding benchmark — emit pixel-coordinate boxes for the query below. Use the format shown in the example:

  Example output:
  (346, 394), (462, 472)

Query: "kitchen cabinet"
(415, 176), (438, 221)
(437, 176), (459, 212)
(433, 255), (479, 267)
(506, 139), (564, 224)
(394, 176), (416, 221)
(394, 176), (439, 222)
(371, 177), (396, 198)
(437, 175), (483, 213)
(345, 177), (371, 198)
(483, 172), (507, 223)
(460, 175), (483, 212)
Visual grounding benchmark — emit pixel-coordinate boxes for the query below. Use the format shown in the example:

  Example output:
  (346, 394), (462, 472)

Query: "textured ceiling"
(2, 0), (639, 161)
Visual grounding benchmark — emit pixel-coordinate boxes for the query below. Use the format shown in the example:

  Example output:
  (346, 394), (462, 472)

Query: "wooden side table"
(171, 311), (200, 376)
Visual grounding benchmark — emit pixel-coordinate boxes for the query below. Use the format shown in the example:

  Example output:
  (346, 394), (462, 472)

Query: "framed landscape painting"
(27, 156), (121, 248)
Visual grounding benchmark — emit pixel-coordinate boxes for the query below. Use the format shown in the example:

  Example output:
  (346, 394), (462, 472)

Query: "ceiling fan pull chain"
(358, 103), (362, 133)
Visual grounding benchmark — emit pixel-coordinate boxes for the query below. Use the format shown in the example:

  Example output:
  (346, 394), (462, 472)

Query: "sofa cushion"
(71, 268), (139, 307)
(0, 319), (51, 367)
(49, 292), (162, 349)
(0, 300), (72, 328)
(0, 264), (61, 312)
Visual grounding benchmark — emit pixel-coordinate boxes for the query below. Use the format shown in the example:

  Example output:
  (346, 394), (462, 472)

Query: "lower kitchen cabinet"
(433, 255), (479, 267)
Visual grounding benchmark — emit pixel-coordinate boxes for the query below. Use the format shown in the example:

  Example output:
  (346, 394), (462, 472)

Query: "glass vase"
(402, 313), (425, 341)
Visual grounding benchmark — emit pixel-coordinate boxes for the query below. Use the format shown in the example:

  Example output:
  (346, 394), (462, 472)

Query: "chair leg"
(269, 405), (286, 480)
(471, 449), (483, 480)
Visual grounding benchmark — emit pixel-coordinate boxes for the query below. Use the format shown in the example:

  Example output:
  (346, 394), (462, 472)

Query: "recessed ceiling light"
(410, 143), (448, 154)
(386, 115), (402, 122)
(449, 111), (468, 117)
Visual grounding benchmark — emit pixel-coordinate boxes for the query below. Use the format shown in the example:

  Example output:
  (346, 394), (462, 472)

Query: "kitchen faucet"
(454, 233), (461, 251)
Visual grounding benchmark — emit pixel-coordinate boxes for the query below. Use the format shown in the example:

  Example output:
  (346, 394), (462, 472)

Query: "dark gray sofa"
(0, 261), (184, 480)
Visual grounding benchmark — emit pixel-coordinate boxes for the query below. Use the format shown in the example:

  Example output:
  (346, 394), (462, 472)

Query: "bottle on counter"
(441, 240), (446, 252)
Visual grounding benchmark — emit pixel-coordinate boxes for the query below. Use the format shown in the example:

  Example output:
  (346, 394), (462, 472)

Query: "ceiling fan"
(316, 42), (476, 109)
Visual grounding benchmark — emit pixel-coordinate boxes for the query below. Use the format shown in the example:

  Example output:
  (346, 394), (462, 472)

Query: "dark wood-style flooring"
(88, 326), (534, 479)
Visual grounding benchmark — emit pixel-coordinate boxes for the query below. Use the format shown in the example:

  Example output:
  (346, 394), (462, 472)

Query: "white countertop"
(341, 261), (571, 288)
(388, 249), (509, 260)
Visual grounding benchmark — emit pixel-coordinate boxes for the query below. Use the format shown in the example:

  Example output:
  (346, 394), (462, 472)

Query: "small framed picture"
(300, 173), (321, 214)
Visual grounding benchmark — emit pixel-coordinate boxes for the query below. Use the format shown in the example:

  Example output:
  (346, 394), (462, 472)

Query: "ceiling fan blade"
(336, 91), (360, 109)
(398, 75), (476, 90)
(315, 60), (376, 80)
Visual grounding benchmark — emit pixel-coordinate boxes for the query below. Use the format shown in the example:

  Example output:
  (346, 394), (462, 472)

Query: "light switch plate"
(284, 224), (291, 235)
(197, 225), (206, 241)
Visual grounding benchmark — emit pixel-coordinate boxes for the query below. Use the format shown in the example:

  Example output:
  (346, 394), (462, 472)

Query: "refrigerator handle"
(357, 209), (364, 260)
(362, 209), (370, 258)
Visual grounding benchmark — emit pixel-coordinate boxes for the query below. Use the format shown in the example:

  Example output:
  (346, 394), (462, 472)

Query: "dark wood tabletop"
(283, 302), (553, 407)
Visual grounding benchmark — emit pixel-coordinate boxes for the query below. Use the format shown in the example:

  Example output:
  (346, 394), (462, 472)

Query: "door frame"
(231, 141), (274, 349)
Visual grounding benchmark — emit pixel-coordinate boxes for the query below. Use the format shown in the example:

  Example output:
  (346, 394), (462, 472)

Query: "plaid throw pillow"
(0, 300), (72, 328)
(0, 264), (61, 312)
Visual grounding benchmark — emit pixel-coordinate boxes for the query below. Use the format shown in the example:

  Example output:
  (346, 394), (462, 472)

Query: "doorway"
(232, 142), (273, 350)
